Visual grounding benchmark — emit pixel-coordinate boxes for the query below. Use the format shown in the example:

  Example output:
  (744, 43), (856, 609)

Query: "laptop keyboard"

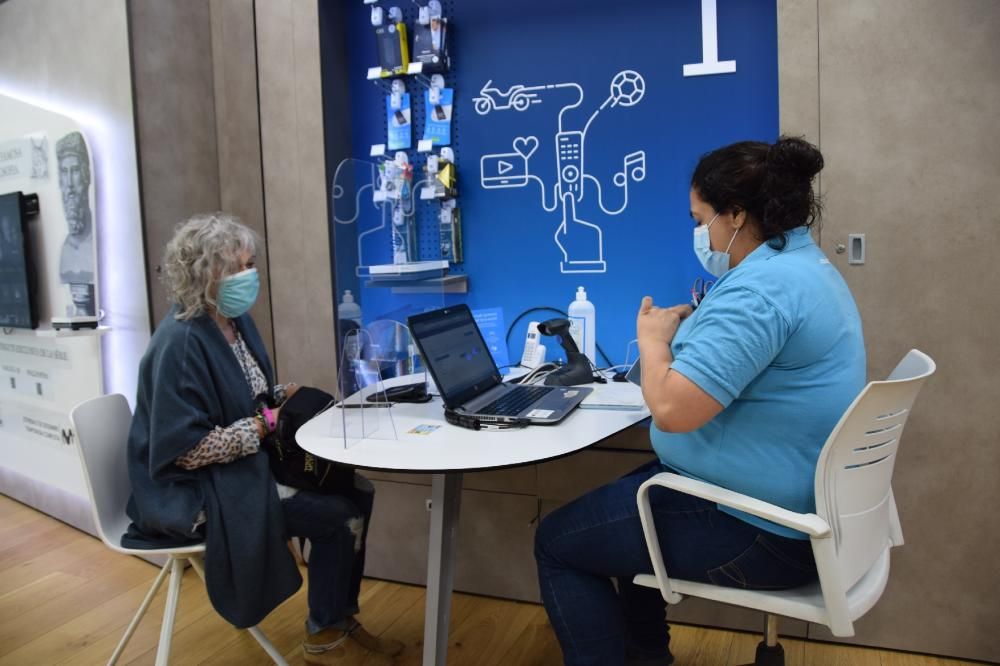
(479, 386), (554, 416)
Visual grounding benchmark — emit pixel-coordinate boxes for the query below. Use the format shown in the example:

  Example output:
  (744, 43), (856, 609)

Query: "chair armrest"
(641, 472), (832, 538)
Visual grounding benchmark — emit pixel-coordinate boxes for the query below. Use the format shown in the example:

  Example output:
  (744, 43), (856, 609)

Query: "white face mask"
(693, 213), (740, 277)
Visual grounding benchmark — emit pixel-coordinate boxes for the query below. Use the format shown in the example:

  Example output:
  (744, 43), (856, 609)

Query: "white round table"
(297, 374), (650, 665)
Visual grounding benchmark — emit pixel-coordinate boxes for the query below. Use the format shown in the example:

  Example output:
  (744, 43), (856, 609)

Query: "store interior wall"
(778, 1), (1000, 661)
(129, 0), (275, 362)
(130, 0), (338, 389)
(0, 0), (149, 399)
(2, 0), (998, 662)
(0, 0), (149, 532)
(254, 0), (338, 391)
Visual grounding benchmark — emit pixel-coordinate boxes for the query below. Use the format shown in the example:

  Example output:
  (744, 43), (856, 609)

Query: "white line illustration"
(472, 80), (545, 114)
(330, 159), (399, 276)
(332, 160), (379, 225)
(478, 70), (647, 273)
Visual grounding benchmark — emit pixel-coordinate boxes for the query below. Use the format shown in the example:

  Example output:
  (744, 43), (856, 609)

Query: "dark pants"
(534, 460), (818, 666)
(282, 473), (375, 632)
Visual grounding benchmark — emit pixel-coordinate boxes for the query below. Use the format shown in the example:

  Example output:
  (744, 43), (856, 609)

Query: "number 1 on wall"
(683, 0), (737, 77)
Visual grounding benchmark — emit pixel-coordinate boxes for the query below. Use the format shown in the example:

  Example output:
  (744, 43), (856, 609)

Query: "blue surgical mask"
(693, 213), (740, 278)
(216, 267), (259, 318)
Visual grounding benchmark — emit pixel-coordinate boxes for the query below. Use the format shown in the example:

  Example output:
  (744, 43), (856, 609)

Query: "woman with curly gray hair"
(125, 213), (402, 664)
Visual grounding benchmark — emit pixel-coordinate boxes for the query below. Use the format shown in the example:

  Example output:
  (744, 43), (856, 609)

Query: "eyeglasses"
(691, 277), (715, 309)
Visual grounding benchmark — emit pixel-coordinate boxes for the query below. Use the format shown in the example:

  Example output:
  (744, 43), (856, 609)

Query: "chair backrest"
(70, 393), (135, 552)
(813, 349), (936, 590)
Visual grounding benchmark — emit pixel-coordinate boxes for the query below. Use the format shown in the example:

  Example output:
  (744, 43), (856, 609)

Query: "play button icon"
(481, 153), (529, 188)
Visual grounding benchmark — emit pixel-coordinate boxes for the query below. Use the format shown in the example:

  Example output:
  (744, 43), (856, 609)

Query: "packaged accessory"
(386, 80), (412, 151)
(412, 0), (448, 73)
(259, 386), (354, 494)
(439, 200), (462, 262)
(375, 6), (409, 77)
(216, 267), (259, 318)
(423, 75), (453, 146)
(436, 146), (457, 196)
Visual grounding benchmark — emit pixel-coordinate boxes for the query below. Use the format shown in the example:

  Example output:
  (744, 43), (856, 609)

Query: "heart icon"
(513, 136), (539, 160)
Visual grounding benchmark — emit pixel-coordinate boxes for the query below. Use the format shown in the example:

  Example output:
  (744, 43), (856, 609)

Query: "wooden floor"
(0, 495), (980, 666)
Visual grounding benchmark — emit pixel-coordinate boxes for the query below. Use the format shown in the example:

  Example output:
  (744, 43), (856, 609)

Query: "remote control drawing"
(478, 70), (647, 273)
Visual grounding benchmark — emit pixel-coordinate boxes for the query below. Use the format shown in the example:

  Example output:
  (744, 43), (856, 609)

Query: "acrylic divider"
(330, 157), (448, 450)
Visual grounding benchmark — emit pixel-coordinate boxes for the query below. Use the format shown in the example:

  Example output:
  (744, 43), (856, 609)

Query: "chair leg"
(108, 557), (173, 665)
(739, 614), (784, 666)
(188, 554), (206, 581)
(154, 556), (186, 666)
(247, 626), (290, 665)
(189, 554), (289, 665)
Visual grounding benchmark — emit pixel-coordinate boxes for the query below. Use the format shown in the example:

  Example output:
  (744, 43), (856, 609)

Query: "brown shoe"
(346, 619), (405, 657)
(302, 627), (394, 666)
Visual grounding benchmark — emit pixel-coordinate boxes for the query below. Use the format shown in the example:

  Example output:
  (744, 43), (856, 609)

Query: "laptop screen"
(408, 305), (501, 408)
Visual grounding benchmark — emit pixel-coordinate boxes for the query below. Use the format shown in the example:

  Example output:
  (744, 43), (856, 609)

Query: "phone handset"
(520, 321), (547, 368)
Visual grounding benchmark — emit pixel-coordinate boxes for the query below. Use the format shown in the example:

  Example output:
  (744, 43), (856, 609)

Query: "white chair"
(633, 349), (936, 666)
(70, 393), (288, 666)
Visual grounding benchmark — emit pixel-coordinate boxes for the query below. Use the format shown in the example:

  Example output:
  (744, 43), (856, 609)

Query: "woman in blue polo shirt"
(534, 137), (865, 666)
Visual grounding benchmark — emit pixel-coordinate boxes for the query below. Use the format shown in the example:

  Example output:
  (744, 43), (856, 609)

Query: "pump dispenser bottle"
(567, 286), (596, 367)
(338, 290), (362, 325)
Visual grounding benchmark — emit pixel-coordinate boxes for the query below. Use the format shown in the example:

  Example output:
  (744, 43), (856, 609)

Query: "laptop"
(408, 305), (592, 424)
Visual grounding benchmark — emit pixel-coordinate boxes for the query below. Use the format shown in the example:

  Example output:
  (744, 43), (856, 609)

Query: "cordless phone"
(520, 322), (546, 368)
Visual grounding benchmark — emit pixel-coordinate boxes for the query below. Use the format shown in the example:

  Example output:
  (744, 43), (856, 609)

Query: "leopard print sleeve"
(175, 417), (261, 470)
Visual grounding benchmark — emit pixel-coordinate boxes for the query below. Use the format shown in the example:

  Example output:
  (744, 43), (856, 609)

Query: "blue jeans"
(281, 473), (375, 633)
(534, 460), (817, 666)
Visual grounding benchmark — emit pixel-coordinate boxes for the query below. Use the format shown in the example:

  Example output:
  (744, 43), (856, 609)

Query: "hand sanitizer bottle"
(567, 286), (596, 367)
(338, 290), (362, 325)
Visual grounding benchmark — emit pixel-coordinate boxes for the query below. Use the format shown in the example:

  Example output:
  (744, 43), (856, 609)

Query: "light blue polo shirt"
(651, 227), (865, 539)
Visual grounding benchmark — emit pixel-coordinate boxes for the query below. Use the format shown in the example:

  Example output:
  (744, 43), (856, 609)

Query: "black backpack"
(260, 386), (355, 494)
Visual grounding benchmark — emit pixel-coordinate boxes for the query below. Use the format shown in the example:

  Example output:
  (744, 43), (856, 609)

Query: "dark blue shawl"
(123, 307), (301, 628)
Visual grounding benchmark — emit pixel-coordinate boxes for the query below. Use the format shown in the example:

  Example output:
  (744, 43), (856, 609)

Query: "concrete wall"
(130, 0), (338, 386)
(254, 0), (338, 389)
(129, 0), (275, 359)
(777, 2), (1000, 660)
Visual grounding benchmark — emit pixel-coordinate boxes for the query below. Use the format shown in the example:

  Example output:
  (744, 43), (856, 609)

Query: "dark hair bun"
(690, 136), (824, 241)
(762, 136), (824, 236)
(767, 136), (824, 183)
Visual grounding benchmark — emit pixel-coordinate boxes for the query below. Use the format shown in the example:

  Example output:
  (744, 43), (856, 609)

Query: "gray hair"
(162, 212), (260, 320)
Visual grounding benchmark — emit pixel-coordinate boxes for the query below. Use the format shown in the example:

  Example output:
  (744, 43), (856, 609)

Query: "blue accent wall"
(325, 0), (778, 366)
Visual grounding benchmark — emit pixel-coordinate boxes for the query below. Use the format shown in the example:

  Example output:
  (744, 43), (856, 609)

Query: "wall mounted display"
(0, 191), (39, 329)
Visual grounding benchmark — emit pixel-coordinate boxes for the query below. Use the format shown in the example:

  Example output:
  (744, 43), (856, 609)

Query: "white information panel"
(0, 94), (104, 508)
(0, 331), (103, 499)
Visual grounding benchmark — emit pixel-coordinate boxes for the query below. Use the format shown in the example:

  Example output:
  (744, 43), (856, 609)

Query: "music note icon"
(614, 150), (646, 187)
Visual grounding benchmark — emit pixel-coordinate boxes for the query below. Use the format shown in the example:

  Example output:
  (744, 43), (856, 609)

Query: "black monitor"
(0, 191), (39, 329)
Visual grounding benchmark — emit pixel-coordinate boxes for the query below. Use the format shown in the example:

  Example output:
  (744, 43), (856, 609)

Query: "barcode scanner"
(536, 318), (595, 386)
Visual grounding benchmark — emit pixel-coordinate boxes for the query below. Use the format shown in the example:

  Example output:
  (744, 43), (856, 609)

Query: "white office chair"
(633, 349), (936, 666)
(70, 393), (288, 666)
